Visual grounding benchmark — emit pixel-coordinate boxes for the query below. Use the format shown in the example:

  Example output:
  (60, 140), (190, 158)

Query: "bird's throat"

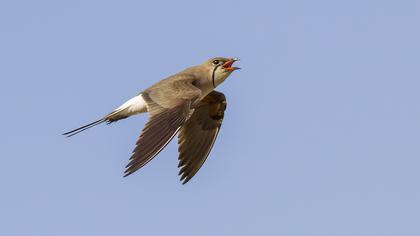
(211, 65), (220, 88)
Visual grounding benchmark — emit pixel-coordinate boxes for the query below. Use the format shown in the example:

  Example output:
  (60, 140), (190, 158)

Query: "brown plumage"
(64, 57), (239, 184)
(178, 91), (226, 184)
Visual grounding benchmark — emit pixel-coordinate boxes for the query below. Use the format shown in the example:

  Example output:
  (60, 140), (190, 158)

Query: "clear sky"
(1, 0), (419, 235)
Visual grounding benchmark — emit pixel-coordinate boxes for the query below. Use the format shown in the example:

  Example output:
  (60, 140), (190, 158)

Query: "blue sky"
(1, 0), (420, 235)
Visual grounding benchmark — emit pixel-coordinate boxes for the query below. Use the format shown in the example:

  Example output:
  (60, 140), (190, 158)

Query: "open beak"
(223, 58), (240, 71)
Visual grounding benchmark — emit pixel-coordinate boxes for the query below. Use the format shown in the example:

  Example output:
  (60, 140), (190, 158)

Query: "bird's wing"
(177, 90), (227, 184)
(124, 78), (202, 177)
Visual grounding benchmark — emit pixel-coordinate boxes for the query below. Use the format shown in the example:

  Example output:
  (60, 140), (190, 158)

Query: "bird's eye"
(212, 60), (220, 65)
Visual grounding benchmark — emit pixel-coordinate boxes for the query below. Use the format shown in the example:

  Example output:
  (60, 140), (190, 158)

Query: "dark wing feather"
(124, 78), (201, 177)
(177, 91), (227, 184)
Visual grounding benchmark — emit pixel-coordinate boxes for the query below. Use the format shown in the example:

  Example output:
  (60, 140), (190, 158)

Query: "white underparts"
(114, 93), (148, 117)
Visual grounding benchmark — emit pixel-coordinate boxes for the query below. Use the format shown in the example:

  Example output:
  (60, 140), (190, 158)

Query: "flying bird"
(63, 57), (240, 184)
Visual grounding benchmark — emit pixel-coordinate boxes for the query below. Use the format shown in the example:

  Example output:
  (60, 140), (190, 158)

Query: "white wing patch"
(114, 93), (148, 116)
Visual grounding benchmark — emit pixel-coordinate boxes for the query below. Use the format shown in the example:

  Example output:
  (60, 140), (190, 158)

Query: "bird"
(63, 57), (240, 184)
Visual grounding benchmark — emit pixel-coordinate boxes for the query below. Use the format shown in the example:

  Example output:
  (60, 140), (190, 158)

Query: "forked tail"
(62, 107), (134, 137)
(63, 94), (147, 137)
(62, 118), (107, 137)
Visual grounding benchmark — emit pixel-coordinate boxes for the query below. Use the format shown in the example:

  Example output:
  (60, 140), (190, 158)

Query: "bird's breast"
(197, 82), (214, 101)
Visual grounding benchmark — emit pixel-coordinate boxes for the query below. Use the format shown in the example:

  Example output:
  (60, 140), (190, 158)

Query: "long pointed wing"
(124, 78), (201, 177)
(177, 91), (227, 184)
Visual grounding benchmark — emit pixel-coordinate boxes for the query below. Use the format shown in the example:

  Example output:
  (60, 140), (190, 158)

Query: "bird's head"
(203, 57), (240, 88)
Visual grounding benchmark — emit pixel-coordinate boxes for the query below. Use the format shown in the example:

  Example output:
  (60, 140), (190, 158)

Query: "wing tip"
(181, 176), (193, 185)
(179, 170), (194, 185)
(123, 164), (137, 177)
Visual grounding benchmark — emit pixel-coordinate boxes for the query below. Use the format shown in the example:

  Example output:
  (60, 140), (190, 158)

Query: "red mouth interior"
(223, 60), (234, 68)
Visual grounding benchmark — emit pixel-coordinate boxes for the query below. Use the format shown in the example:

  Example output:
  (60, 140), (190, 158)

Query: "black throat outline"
(211, 65), (221, 88)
